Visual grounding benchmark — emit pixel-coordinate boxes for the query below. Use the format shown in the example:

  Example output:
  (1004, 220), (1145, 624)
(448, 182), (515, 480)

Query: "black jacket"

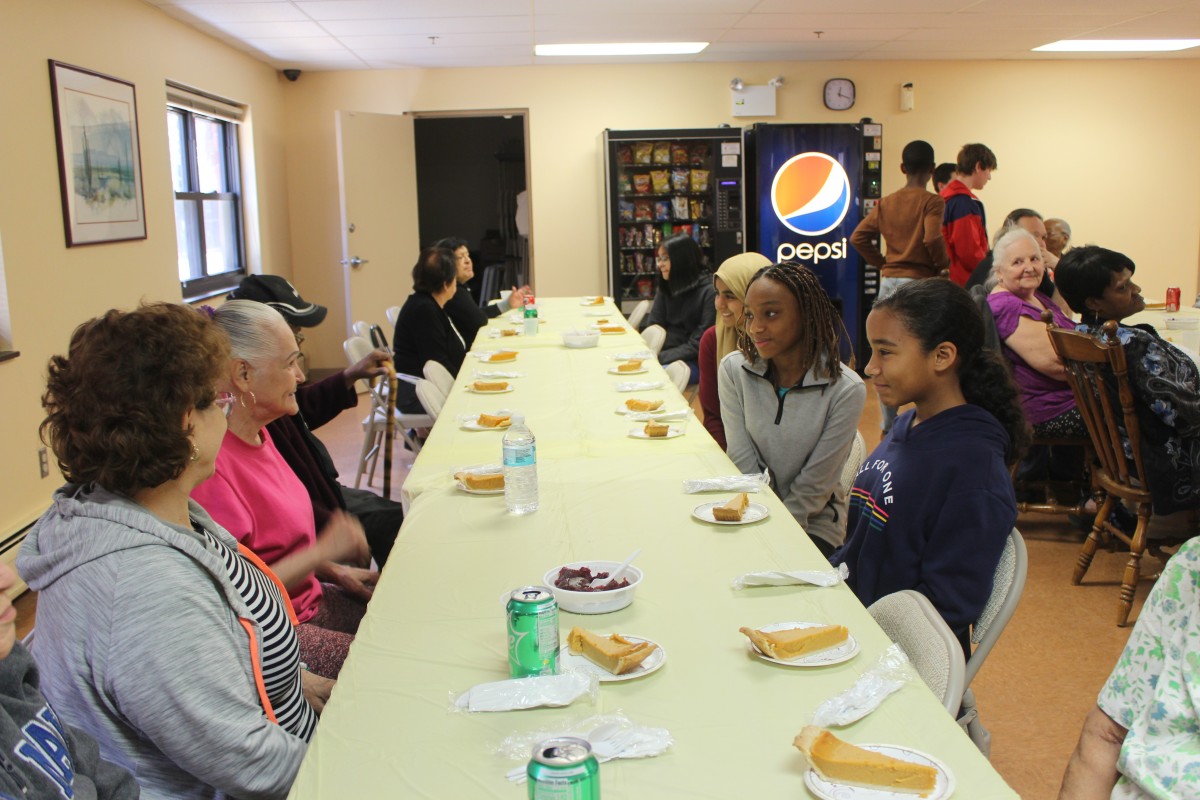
(642, 273), (716, 364)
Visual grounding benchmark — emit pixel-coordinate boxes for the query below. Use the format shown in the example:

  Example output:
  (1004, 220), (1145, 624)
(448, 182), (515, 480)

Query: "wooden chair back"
(1041, 312), (1148, 500)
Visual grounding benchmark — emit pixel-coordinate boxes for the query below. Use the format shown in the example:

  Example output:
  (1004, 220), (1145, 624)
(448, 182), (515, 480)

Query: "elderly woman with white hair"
(986, 227), (1084, 439)
(191, 299), (373, 679)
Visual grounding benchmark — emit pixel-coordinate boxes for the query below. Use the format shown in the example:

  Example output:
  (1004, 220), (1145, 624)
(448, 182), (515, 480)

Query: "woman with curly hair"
(18, 303), (322, 799)
(718, 263), (866, 556)
(830, 279), (1028, 652)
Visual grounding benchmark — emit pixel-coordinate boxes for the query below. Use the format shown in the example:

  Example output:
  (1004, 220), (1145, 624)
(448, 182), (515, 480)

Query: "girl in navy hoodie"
(830, 279), (1027, 652)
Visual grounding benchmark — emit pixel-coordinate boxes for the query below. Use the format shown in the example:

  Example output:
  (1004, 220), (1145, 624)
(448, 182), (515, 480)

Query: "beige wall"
(284, 59), (1200, 368)
(0, 0), (291, 547)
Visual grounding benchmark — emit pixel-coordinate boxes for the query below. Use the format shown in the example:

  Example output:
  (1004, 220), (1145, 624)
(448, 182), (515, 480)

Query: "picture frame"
(48, 60), (147, 247)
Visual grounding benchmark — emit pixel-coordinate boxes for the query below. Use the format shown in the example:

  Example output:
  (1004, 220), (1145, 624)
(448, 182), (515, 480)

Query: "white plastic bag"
(683, 468), (770, 494)
(811, 644), (913, 727)
(450, 671), (598, 713)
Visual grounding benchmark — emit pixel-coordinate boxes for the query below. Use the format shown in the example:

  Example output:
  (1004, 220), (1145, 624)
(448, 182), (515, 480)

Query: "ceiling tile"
(296, 0), (530, 20)
(320, 16), (530, 36)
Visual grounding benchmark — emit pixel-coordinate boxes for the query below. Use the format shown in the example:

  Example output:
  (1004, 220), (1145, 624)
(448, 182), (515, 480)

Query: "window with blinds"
(166, 83), (246, 298)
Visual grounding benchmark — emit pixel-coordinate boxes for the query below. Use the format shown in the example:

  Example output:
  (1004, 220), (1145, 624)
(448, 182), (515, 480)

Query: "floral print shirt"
(1076, 322), (1200, 514)
(1099, 539), (1200, 799)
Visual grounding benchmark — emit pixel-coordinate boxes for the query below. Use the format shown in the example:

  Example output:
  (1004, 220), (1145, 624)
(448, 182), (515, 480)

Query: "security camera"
(282, 69), (301, 82)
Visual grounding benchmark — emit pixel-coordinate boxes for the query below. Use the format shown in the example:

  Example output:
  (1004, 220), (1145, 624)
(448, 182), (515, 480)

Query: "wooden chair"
(1043, 315), (1173, 626)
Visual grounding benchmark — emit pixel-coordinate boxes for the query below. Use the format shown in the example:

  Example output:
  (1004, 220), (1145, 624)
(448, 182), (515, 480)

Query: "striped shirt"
(197, 525), (317, 741)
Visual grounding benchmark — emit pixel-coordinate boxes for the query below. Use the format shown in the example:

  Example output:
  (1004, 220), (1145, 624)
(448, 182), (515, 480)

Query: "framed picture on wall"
(48, 60), (147, 247)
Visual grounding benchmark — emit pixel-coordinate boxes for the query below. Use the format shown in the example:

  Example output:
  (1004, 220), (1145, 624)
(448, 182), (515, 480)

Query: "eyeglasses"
(214, 391), (236, 418)
(293, 330), (306, 346)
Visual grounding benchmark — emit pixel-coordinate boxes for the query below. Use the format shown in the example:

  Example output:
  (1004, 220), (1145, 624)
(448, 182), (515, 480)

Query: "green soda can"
(507, 586), (559, 678)
(526, 736), (600, 800)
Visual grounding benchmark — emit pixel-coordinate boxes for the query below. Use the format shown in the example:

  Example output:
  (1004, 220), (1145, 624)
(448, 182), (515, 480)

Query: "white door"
(336, 110), (419, 343)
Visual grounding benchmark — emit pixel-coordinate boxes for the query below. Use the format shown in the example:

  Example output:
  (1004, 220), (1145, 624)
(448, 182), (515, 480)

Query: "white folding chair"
(868, 590), (967, 717)
(352, 320), (372, 341)
(958, 528), (1028, 756)
(641, 324), (666, 356)
(627, 299), (651, 330)
(422, 360), (455, 396)
(664, 360), (690, 393)
(385, 305), (401, 329)
(345, 337), (432, 488)
(414, 379), (445, 420)
(838, 430), (867, 498)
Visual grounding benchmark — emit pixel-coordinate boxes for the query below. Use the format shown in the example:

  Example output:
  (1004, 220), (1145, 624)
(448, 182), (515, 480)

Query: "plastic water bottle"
(523, 294), (538, 337)
(503, 415), (539, 514)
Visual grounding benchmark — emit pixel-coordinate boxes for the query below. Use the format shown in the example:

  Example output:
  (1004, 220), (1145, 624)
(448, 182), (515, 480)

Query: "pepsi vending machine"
(743, 122), (883, 367)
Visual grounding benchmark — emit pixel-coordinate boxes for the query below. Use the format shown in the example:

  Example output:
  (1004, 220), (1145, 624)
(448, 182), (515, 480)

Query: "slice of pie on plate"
(488, 350), (518, 362)
(472, 380), (509, 392)
(625, 398), (663, 412)
(476, 413), (511, 428)
(644, 421), (670, 438)
(616, 359), (644, 373)
(567, 628), (658, 675)
(711, 493), (749, 522)
(793, 726), (938, 796)
(738, 624), (848, 660)
(454, 472), (505, 491)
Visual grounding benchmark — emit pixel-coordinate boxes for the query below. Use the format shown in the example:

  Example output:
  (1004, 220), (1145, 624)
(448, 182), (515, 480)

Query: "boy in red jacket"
(940, 143), (997, 286)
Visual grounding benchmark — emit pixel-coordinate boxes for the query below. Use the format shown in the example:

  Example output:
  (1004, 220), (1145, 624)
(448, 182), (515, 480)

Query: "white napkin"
(452, 673), (597, 713)
(682, 468), (770, 494)
(615, 381), (664, 392)
(450, 463), (503, 477)
(474, 369), (523, 379)
(731, 563), (849, 590)
(611, 350), (654, 361)
(811, 644), (913, 727)
(500, 711), (674, 782)
(628, 409), (689, 421)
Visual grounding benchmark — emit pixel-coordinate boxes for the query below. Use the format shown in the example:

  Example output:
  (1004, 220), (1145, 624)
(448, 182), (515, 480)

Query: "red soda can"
(1166, 287), (1181, 312)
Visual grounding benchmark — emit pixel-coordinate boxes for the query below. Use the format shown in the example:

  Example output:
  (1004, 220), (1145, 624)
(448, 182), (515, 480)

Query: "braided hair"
(874, 279), (1030, 466)
(738, 263), (850, 382)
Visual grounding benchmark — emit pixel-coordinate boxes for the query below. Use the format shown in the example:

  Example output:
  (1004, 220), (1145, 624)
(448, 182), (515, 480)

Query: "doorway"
(412, 112), (531, 301)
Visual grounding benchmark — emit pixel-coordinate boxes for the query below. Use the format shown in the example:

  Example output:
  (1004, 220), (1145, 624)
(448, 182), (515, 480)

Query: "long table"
(289, 298), (1018, 798)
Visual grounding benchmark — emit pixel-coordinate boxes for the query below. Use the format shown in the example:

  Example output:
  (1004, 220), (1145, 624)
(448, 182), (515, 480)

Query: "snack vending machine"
(603, 128), (745, 314)
(742, 121), (883, 367)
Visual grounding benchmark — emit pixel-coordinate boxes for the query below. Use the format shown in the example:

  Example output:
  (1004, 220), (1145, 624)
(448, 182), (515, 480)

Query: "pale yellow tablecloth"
(289, 298), (1018, 799)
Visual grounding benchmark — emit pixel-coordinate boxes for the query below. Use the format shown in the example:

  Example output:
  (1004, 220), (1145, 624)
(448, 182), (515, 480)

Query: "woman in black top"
(436, 237), (527, 349)
(641, 233), (716, 381)
(393, 247), (465, 413)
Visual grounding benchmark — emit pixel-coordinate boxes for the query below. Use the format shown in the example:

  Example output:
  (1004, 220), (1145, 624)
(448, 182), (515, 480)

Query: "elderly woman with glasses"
(191, 300), (373, 680)
(19, 303), (323, 799)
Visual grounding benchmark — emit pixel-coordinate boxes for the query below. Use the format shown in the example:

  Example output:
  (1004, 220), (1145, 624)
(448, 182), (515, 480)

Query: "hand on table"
(301, 670), (336, 715)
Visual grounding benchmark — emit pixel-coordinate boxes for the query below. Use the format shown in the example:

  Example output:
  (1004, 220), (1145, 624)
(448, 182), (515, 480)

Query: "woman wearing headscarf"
(697, 251), (772, 449)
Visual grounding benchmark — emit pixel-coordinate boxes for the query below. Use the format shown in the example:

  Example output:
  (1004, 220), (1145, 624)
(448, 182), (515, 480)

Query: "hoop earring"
(239, 391), (257, 410)
(189, 442), (200, 463)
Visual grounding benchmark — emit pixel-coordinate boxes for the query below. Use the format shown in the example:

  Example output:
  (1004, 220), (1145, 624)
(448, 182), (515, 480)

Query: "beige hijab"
(713, 252), (773, 362)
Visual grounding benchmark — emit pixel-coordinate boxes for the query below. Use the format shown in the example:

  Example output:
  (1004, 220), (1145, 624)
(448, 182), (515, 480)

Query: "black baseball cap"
(228, 275), (327, 327)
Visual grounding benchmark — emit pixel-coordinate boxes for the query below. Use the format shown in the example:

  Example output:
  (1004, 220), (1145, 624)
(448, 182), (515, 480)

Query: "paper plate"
(745, 621), (859, 667)
(628, 426), (684, 440)
(691, 501), (770, 526)
(559, 635), (666, 683)
(804, 744), (955, 800)
(458, 415), (513, 432)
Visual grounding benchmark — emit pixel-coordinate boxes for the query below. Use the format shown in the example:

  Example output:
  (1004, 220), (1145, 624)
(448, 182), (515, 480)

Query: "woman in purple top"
(986, 227), (1083, 439)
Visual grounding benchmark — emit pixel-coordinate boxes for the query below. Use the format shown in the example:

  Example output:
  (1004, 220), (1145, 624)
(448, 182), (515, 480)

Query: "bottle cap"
(511, 414), (525, 425)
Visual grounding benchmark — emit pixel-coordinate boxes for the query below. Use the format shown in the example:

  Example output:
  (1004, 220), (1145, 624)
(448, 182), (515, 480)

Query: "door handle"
(340, 256), (369, 268)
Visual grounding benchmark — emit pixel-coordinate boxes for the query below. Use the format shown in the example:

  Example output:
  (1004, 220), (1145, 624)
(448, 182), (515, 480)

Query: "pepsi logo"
(770, 153), (851, 236)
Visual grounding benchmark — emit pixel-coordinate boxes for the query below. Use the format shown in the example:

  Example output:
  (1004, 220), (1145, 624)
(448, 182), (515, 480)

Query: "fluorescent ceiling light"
(536, 42), (708, 56)
(1034, 39), (1200, 52)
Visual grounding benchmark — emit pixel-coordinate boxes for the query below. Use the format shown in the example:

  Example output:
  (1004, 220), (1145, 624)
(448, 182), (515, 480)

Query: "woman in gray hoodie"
(718, 264), (866, 557)
(18, 303), (326, 800)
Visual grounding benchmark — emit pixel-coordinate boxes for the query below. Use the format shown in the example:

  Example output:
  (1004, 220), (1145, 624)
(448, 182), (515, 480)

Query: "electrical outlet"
(37, 447), (49, 479)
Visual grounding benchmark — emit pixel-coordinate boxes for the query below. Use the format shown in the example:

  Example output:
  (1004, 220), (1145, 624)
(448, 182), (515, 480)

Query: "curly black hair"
(874, 279), (1030, 466)
(41, 303), (230, 496)
(739, 263), (850, 381)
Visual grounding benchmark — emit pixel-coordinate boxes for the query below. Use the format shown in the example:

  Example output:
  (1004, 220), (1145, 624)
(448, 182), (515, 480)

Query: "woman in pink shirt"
(193, 300), (372, 678)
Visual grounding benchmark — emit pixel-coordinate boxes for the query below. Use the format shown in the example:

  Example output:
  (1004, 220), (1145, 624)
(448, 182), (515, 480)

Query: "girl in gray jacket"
(718, 264), (866, 556)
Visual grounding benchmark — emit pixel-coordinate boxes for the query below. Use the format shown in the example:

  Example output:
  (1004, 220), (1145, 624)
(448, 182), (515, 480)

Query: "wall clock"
(823, 78), (856, 111)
